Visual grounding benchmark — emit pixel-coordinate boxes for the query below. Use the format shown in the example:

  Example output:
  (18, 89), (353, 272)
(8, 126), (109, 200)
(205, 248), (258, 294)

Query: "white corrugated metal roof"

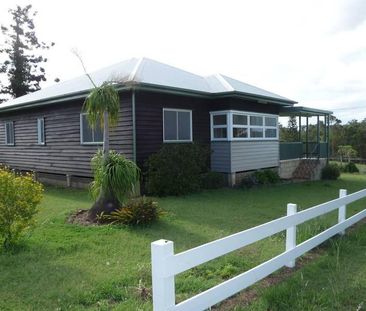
(0, 57), (296, 111)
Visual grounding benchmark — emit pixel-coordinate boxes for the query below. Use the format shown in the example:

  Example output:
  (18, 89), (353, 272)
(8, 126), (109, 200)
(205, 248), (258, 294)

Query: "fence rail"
(151, 188), (366, 311)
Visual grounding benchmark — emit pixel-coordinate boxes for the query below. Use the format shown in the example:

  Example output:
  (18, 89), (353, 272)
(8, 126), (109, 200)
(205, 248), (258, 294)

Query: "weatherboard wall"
(211, 141), (279, 173)
(0, 92), (133, 177)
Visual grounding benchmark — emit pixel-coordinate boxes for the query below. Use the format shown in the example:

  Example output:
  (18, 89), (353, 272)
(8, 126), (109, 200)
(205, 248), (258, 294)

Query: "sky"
(0, 0), (366, 123)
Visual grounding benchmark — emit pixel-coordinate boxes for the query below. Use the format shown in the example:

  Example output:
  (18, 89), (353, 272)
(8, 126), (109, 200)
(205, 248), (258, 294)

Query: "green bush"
(342, 162), (359, 173)
(241, 169), (280, 188)
(90, 150), (140, 205)
(200, 171), (225, 189)
(0, 168), (44, 249)
(101, 197), (163, 226)
(145, 144), (210, 196)
(254, 169), (280, 185)
(321, 164), (341, 180)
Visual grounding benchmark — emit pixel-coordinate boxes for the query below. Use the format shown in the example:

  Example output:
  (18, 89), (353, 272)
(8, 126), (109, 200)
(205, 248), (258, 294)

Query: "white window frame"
(37, 117), (45, 145)
(210, 110), (278, 141)
(211, 113), (229, 141)
(4, 121), (14, 146)
(163, 108), (193, 143)
(80, 113), (104, 145)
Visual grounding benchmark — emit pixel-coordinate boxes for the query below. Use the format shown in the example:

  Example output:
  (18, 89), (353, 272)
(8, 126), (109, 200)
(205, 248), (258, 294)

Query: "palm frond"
(90, 150), (140, 205)
(83, 82), (120, 129)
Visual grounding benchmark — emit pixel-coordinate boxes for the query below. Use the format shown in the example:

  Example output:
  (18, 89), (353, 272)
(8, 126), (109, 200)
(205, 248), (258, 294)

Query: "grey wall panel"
(231, 141), (279, 172)
(211, 142), (231, 172)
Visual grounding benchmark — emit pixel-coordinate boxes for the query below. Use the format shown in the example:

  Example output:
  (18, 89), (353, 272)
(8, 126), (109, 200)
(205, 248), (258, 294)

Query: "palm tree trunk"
(103, 111), (109, 161)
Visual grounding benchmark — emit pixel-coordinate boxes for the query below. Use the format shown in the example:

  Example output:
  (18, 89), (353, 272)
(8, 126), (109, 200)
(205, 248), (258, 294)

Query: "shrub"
(101, 197), (163, 226)
(342, 162), (359, 173)
(321, 164), (341, 180)
(253, 169), (280, 185)
(90, 150), (140, 205)
(145, 144), (210, 196)
(0, 168), (43, 249)
(241, 169), (280, 188)
(200, 171), (225, 189)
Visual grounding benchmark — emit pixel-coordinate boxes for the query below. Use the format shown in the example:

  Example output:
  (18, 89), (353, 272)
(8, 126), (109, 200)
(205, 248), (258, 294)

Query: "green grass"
(1, 174), (366, 310)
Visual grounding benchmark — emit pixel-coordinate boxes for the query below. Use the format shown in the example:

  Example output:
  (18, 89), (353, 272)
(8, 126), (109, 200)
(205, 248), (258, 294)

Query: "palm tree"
(73, 52), (139, 220)
(83, 82), (140, 220)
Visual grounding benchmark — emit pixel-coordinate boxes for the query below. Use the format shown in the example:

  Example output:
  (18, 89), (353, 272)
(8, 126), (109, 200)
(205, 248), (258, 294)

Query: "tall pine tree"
(0, 5), (57, 102)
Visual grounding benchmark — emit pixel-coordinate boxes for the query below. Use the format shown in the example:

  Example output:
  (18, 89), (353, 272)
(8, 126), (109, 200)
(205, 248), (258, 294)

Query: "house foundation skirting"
(279, 158), (327, 180)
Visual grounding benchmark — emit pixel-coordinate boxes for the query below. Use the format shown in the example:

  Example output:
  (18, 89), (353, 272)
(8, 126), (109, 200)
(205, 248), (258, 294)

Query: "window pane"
(164, 110), (177, 140)
(38, 119), (45, 144)
(250, 128), (263, 138)
(233, 127), (248, 138)
(6, 123), (14, 144)
(94, 127), (104, 142)
(213, 114), (227, 126)
(265, 117), (277, 127)
(82, 115), (93, 143)
(213, 128), (227, 138)
(250, 116), (263, 126)
(233, 114), (247, 125)
(265, 128), (277, 138)
(177, 111), (191, 140)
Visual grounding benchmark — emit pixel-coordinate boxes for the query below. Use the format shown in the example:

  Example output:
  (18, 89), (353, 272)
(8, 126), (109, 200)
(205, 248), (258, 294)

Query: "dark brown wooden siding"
(135, 91), (211, 166)
(134, 91), (281, 166)
(0, 92), (133, 177)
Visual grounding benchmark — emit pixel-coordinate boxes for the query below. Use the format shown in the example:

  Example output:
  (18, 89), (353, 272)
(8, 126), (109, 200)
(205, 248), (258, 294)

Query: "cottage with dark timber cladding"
(0, 58), (332, 187)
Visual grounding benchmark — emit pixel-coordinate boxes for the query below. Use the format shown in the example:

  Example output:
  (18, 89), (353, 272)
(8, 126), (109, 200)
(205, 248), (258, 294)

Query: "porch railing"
(280, 142), (328, 160)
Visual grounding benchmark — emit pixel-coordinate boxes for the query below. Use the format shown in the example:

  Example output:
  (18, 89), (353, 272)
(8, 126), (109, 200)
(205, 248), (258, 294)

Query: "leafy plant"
(241, 169), (280, 189)
(0, 168), (43, 249)
(321, 164), (341, 180)
(89, 150), (140, 218)
(101, 197), (163, 226)
(145, 144), (210, 196)
(200, 171), (225, 189)
(341, 162), (359, 173)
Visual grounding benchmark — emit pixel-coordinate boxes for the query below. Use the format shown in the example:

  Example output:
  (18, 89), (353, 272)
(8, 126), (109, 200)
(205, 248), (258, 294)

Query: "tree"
(0, 5), (57, 102)
(280, 116), (298, 142)
(83, 82), (140, 220)
(337, 145), (357, 163)
(74, 51), (139, 220)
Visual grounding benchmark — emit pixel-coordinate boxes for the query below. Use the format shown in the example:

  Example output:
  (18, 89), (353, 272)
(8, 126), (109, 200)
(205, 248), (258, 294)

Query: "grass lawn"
(1, 173), (366, 310)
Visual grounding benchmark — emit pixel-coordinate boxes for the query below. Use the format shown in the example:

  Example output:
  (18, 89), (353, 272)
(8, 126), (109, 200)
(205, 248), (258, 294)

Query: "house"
(0, 58), (331, 187)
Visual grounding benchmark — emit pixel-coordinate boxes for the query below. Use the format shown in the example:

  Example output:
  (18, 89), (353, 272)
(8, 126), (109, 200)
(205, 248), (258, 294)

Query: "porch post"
(327, 114), (330, 163)
(298, 114), (302, 142)
(317, 115), (320, 159)
(306, 116), (309, 158)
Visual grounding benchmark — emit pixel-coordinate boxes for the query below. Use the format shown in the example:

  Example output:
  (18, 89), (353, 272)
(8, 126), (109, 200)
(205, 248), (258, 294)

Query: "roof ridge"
(214, 73), (235, 91)
(127, 57), (144, 81)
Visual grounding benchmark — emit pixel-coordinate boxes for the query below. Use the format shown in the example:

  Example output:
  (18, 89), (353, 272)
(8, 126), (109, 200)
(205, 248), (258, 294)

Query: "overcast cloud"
(0, 0), (365, 123)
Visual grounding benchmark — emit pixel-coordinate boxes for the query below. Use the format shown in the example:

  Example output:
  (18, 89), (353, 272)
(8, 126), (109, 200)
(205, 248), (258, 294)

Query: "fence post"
(151, 239), (175, 311)
(286, 203), (297, 268)
(338, 189), (347, 235)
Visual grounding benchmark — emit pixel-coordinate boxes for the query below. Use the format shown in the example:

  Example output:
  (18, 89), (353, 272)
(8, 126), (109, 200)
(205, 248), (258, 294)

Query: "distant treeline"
(280, 116), (366, 159)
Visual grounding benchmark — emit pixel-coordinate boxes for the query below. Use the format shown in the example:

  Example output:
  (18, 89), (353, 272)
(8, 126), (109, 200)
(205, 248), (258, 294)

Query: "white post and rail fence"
(151, 188), (366, 311)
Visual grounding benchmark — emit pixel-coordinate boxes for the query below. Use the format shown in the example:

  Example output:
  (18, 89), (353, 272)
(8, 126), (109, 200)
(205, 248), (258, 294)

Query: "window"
(210, 111), (278, 141)
(80, 113), (103, 144)
(264, 116), (278, 138)
(5, 121), (14, 145)
(232, 114), (248, 138)
(163, 109), (192, 142)
(37, 118), (45, 145)
(212, 113), (228, 139)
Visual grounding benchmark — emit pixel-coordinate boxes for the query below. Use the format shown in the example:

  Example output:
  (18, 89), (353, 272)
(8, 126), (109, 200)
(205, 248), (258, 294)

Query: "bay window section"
(210, 111), (278, 141)
(212, 113), (227, 140)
